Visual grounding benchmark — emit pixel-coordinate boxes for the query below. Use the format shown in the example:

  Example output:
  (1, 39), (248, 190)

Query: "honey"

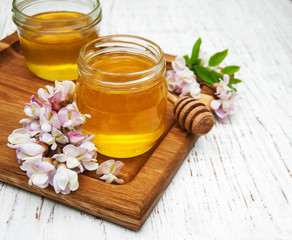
(12, 0), (102, 81)
(18, 12), (99, 81)
(76, 35), (167, 158)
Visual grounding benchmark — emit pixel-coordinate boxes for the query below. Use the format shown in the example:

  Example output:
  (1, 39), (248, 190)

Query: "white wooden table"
(1, 0), (292, 239)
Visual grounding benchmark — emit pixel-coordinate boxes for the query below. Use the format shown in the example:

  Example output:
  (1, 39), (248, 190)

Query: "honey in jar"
(76, 35), (167, 158)
(12, 0), (102, 81)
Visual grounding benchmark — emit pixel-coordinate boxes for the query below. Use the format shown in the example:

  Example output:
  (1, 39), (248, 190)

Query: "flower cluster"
(166, 37), (242, 122)
(7, 81), (124, 194)
(166, 56), (201, 99)
(210, 75), (238, 122)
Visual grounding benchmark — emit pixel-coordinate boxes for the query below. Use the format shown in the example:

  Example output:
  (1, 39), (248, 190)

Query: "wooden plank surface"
(1, 0), (292, 239)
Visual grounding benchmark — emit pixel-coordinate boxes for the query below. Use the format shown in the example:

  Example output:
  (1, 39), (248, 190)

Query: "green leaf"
(210, 70), (222, 82)
(222, 65), (240, 75)
(194, 66), (217, 85)
(228, 84), (237, 92)
(190, 38), (202, 65)
(208, 49), (228, 67)
(230, 78), (242, 84)
(195, 58), (202, 65)
(189, 66), (196, 73)
(183, 54), (190, 65)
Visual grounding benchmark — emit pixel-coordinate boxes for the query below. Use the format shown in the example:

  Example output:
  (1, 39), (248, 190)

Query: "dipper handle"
(167, 92), (215, 136)
(167, 91), (178, 104)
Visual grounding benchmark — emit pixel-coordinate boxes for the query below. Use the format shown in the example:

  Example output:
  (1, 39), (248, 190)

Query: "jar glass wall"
(12, 0), (102, 81)
(76, 35), (167, 158)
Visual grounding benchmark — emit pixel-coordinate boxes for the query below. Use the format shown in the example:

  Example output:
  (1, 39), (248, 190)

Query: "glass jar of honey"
(12, 0), (102, 81)
(76, 35), (167, 158)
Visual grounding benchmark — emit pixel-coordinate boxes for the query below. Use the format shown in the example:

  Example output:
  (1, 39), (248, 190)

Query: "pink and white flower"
(52, 145), (85, 171)
(53, 164), (79, 194)
(38, 85), (55, 103)
(216, 74), (232, 98)
(68, 132), (86, 144)
(172, 56), (187, 71)
(7, 128), (32, 149)
(38, 81), (75, 106)
(52, 127), (69, 145)
(52, 144), (98, 173)
(211, 74), (238, 122)
(96, 160), (124, 184)
(20, 118), (41, 136)
(21, 161), (56, 188)
(54, 80), (75, 104)
(79, 141), (97, 154)
(24, 96), (42, 119)
(181, 80), (201, 99)
(16, 141), (47, 164)
(67, 128), (94, 145)
(39, 103), (52, 132)
(39, 127), (69, 150)
(167, 56), (201, 99)
(199, 50), (209, 67)
(49, 112), (61, 129)
(58, 102), (88, 130)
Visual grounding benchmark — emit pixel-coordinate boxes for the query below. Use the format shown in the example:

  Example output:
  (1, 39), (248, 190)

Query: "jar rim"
(78, 34), (165, 80)
(12, 0), (101, 26)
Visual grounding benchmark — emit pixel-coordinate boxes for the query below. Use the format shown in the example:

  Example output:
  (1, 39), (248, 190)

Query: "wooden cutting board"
(0, 32), (198, 231)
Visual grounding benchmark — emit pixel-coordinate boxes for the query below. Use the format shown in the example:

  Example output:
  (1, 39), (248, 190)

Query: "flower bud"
(44, 157), (53, 164)
(53, 160), (59, 167)
(57, 163), (66, 168)
(35, 141), (48, 155)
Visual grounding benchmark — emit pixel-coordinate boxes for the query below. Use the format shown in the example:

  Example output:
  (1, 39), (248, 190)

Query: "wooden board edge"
(0, 32), (18, 52)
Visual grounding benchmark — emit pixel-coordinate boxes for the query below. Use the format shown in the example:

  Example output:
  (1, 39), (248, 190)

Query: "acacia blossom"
(7, 80), (124, 194)
(39, 127), (69, 150)
(53, 164), (79, 194)
(54, 80), (75, 104)
(39, 103), (53, 132)
(38, 80), (75, 108)
(24, 96), (42, 119)
(211, 74), (238, 122)
(58, 102), (89, 130)
(20, 118), (41, 136)
(52, 144), (98, 173)
(96, 160), (124, 184)
(7, 128), (32, 149)
(67, 127), (94, 145)
(16, 141), (47, 164)
(199, 50), (209, 67)
(166, 56), (201, 99)
(21, 161), (56, 188)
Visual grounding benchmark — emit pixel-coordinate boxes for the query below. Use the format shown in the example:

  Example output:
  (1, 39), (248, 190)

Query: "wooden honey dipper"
(167, 92), (215, 136)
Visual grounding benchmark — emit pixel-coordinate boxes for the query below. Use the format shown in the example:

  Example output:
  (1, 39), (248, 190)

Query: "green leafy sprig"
(184, 38), (242, 91)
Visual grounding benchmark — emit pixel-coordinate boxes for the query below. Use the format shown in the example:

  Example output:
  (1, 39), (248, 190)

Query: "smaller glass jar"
(12, 0), (102, 81)
(76, 35), (167, 158)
